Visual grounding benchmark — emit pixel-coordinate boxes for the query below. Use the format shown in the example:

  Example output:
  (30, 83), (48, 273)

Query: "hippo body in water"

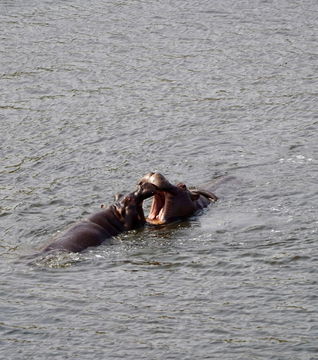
(43, 183), (156, 253)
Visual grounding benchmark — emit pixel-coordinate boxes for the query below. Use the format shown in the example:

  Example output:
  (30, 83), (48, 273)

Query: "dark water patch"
(264, 254), (312, 266)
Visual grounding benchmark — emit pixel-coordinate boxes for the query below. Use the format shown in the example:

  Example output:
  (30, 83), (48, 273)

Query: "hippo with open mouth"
(137, 172), (218, 225)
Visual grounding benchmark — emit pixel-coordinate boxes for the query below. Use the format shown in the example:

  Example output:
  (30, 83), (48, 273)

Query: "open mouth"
(147, 191), (166, 224)
(137, 172), (175, 225)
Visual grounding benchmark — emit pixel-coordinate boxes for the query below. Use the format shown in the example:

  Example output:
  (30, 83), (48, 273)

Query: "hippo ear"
(191, 189), (218, 202)
(177, 183), (187, 190)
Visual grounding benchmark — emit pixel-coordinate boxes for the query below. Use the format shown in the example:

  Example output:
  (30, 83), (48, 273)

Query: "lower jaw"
(146, 217), (166, 225)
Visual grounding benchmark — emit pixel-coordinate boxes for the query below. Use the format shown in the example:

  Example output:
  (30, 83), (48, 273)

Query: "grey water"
(1, 0), (317, 359)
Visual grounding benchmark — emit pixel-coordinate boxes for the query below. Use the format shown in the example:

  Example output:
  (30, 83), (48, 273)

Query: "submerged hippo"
(43, 182), (156, 253)
(137, 172), (218, 224)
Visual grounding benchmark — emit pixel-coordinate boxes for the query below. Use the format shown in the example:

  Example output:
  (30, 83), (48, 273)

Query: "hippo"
(137, 172), (218, 224)
(43, 182), (156, 253)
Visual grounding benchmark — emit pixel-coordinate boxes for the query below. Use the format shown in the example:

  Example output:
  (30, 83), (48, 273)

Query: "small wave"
(279, 155), (314, 164)
(28, 251), (84, 269)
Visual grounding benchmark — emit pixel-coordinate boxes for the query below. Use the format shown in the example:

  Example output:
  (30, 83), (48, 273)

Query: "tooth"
(158, 208), (164, 220)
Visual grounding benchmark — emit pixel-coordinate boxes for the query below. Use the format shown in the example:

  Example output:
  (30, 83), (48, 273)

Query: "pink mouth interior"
(147, 191), (166, 223)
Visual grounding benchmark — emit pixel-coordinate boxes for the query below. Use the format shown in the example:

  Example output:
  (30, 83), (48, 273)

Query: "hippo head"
(114, 182), (158, 230)
(137, 172), (217, 224)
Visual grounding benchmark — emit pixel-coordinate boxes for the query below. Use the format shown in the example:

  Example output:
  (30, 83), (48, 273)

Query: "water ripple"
(1, 0), (317, 359)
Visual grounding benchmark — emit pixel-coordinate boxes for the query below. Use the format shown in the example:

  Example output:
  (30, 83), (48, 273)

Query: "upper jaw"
(138, 172), (175, 192)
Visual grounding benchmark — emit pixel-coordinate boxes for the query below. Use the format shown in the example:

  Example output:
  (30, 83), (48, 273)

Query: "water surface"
(1, 0), (317, 359)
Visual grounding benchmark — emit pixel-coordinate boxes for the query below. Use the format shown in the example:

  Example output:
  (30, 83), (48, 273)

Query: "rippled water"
(1, 0), (317, 359)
